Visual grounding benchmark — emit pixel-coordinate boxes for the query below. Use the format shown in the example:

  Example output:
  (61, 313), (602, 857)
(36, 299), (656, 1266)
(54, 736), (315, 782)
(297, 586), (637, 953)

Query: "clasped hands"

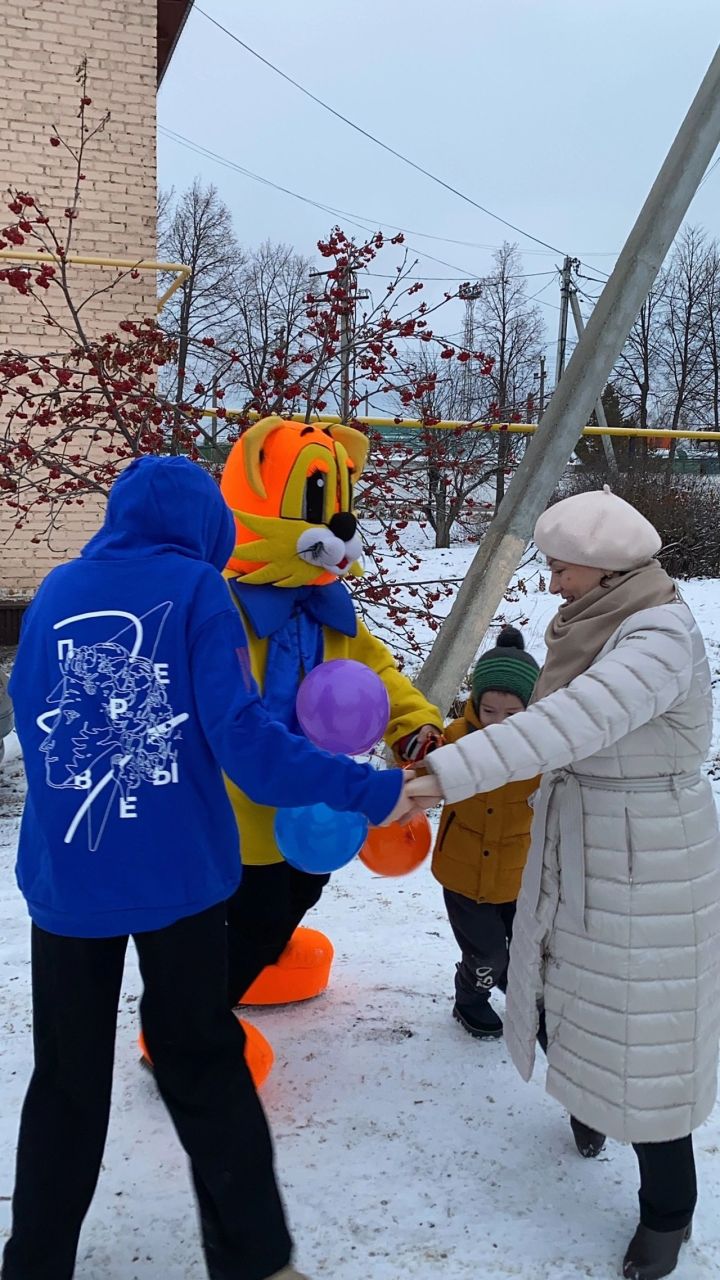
(380, 766), (444, 827)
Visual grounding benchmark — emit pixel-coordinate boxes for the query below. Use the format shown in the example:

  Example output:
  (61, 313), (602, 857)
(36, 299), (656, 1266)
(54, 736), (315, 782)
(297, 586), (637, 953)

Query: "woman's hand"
(375, 767), (446, 827)
(379, 774), (424, 826)
(405, 772), (444, 808)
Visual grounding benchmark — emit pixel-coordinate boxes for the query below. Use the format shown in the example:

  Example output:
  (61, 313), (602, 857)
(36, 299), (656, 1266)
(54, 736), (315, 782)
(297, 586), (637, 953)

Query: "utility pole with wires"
(340, 264), (370, 423)
(552, 259), (618, 475)
(339, 263), (354, 423)
(555, 255), (580, 386)
(458, 281), (483, 419)
(310, 262), (369, 423)
(568, 289), (618, 476)
(534, 354), (547, 421)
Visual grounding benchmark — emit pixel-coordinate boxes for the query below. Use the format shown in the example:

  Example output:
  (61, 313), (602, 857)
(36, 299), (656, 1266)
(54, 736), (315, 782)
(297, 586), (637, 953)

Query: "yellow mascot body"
(220, 416), (441, 1009)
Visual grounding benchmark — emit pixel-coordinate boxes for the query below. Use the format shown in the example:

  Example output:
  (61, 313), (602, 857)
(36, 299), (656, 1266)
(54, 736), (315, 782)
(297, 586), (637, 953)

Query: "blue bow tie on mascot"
(220, 415), (442, 1016)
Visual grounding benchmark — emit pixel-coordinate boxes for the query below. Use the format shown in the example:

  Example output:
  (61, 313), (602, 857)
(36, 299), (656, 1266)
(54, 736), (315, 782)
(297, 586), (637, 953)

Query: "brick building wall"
(0, 0), (158, 600)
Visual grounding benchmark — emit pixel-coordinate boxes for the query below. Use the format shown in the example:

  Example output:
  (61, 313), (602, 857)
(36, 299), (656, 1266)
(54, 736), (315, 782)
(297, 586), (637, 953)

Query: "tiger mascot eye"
(220, 416), (442, 1020)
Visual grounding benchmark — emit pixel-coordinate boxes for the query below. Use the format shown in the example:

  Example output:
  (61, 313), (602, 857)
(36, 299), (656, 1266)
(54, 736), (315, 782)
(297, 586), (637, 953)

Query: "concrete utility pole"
(568, 288), (619, 476)
(535, 354), (546, 422)
(338, 267), (370, 423)
(311, 264), (368, 423)
(416, 43), (720, 714)
(339, 263), (354, 424)
(554, 256), (578, 386)
(458, 281), (483, 419)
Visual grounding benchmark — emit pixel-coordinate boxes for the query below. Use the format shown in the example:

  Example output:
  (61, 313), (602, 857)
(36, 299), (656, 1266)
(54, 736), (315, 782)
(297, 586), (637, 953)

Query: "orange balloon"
(239, 927), (334, 1006)
(138, 1017), (274, 1089)
(359, 810), (432, 877)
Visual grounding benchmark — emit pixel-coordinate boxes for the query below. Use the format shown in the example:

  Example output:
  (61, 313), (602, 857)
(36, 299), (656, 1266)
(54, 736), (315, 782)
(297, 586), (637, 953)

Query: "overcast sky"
(158, 0), (720, 339)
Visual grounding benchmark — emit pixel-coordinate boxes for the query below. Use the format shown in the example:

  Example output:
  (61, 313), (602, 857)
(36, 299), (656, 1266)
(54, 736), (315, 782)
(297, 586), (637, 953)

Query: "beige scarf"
(533, 559), (678, 701)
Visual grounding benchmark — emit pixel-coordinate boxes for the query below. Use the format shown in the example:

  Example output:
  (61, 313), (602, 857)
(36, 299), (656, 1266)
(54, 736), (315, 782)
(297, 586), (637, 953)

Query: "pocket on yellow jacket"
(431, 705), (539, 904)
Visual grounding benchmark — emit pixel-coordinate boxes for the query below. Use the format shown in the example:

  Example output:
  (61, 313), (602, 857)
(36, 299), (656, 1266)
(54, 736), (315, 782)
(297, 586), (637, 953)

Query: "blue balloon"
(274, 803), (369, 875)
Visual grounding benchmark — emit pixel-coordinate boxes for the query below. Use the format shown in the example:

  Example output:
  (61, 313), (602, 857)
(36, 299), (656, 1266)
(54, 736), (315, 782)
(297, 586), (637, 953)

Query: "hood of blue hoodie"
(82, 456), (235, 570)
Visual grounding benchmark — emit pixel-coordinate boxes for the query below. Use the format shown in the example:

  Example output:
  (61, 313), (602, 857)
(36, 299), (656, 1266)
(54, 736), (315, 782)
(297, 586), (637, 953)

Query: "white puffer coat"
(428, 602), (720, 1143)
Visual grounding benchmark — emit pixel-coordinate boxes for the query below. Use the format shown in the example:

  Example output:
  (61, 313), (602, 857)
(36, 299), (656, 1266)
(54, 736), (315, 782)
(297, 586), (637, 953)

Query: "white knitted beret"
(534, 486), (662, 571)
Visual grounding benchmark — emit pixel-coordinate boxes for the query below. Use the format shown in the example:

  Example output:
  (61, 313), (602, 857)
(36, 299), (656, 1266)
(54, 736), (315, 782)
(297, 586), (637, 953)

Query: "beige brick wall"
(0, 0), (158, 598)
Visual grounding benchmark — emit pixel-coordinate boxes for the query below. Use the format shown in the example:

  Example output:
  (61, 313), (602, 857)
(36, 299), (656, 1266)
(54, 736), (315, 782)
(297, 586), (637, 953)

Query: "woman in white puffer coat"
(408, 488), (720, 1280)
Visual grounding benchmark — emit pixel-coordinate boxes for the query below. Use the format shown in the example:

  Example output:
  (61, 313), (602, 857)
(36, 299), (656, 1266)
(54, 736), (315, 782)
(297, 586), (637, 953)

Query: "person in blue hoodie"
(3, 455), (408, 1280)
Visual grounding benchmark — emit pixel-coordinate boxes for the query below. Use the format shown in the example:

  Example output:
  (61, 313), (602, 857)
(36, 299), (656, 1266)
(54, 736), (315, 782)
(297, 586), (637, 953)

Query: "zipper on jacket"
(625, 807), (634, 884)
(437, 810), (456, 853)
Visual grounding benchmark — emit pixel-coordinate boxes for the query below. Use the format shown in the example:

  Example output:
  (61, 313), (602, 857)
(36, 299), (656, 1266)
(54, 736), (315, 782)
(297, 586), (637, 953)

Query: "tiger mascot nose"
(328, 511), (357, 542)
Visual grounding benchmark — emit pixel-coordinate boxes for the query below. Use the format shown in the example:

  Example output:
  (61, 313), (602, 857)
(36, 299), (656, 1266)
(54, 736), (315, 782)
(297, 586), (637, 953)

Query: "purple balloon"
(296, 659), (390, 755)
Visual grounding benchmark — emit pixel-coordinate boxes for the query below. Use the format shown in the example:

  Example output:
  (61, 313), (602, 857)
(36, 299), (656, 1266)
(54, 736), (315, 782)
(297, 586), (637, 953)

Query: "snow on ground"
(2, 559), (720, 1279)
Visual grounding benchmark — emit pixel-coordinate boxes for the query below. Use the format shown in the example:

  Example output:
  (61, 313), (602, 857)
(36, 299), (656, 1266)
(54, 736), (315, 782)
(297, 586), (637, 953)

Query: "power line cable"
(526, 277), (557, 302)
(699, 152), (720, 189)
(163, 123), (616, 279)
(578, 154), (720, 280)
(161, 127), (579, 308)
(160, 126), (566, 318)
(161, 131), (494, 275)
(160, 126), (484, 277)
(364, 273), (470, 281)
(578, 260), (612, 281)
(576, 288), (602, 306)
(576, 269), (609, 287)
(577, 155), (720, 277)
(194, 5), (567, 257)
(363, 269), (557, 282)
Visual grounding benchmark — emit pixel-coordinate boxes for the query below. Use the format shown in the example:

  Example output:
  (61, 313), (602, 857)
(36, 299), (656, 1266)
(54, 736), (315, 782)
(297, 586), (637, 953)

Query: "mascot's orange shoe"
(239, 927), (334, 1006)
(138, 1017), (274, 1088)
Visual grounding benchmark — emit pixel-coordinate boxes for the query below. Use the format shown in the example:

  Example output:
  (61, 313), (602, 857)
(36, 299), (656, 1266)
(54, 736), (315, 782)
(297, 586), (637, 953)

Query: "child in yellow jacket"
(432, 627), (540, 1039)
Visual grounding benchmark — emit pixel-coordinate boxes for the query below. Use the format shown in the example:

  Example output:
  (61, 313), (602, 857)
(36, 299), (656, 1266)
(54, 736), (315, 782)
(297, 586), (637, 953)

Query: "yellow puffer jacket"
(225, 597), (441, 866)
(432, 701), (539, 904)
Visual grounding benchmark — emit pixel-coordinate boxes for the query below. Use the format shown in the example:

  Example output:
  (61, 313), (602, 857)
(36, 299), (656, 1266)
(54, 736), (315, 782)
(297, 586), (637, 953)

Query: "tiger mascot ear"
(327, 424), (369, 480)
(240, 419), (369, 496)
(241, 415), (286, 500)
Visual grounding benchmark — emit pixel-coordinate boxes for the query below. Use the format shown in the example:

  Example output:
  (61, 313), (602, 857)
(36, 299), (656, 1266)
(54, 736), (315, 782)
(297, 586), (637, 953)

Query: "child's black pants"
(443, 887), (516, 1014)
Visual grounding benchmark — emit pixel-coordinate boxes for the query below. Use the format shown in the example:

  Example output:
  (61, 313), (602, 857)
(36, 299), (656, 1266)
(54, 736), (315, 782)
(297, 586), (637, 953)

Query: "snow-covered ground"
(1, 558), (720, 1279)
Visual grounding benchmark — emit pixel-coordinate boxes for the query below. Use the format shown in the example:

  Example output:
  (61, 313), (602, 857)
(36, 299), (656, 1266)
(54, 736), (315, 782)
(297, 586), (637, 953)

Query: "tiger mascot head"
(220, 416), (369, 588)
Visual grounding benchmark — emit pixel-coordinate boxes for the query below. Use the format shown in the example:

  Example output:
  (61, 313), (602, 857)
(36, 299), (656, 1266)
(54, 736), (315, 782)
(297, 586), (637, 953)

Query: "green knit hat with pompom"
(471, 626), (540, 710)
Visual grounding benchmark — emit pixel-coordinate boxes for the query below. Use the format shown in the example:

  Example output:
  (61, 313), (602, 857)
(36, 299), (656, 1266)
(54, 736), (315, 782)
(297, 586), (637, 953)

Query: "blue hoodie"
(10, 456), (402, 938)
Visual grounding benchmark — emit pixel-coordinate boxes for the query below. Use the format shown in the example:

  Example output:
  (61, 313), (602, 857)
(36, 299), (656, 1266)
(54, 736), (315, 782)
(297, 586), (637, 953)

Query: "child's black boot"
(452, 1001), (503, 1039)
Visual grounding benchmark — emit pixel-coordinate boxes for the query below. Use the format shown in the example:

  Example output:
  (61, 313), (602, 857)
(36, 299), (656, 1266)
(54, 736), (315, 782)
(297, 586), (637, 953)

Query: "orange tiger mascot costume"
(220, 416), (441, 1014)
